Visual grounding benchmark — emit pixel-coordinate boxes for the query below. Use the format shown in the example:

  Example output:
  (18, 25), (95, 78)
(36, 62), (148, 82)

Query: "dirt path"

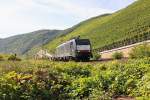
(113, 96), (135, 100)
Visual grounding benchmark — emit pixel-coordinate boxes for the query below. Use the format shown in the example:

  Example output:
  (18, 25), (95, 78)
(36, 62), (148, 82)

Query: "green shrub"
(112, 52), (123, 59)
(92, 52), (101, 60)
(0, 55), (4, 61)
(8, 54), (21, 61)
(129, 44), (150, 58)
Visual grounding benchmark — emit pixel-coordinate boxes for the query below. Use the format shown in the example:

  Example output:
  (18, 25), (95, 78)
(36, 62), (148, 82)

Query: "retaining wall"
(100, 40), (150, 59)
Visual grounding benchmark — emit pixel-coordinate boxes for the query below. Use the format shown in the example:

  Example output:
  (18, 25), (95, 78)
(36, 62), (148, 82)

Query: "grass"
(44, 0), (150, 53)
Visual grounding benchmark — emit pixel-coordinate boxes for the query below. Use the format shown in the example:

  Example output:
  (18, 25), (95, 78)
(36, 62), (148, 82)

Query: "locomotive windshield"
(75, 39), (90, 45)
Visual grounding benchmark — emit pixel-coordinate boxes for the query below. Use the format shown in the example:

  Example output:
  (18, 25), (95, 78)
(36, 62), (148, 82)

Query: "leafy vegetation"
(0, 54), (11, 61)
(8, 54), (21, 61)
(45, 0), (150, 53)
(112, 52), (123, 59)
(92, 51), (101, 60)
(0, 58), (149, 99)
(129, 43), (150, 58)
(0, 55), (4, 61)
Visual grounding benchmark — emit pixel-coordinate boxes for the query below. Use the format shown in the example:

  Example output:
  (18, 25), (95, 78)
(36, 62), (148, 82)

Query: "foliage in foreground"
(0, 59), (149, 100)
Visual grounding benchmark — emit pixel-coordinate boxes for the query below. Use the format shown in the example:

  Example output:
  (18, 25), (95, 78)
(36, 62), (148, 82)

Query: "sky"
(0, 0), (136, 38)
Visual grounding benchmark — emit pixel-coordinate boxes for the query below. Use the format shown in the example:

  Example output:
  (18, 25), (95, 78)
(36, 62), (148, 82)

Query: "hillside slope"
(0, 23), (84, 55)
(45, 0), (150, 52)
(0, 30), (63, 55)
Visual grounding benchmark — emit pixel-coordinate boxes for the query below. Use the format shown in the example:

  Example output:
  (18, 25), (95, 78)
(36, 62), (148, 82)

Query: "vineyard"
(0, 58), (150, 100)
(95, 25), (150, 52)
(44, 0), (150, 54)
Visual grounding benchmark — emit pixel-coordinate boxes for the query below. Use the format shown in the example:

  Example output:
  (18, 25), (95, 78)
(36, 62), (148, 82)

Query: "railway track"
(36, 40), (150, 61)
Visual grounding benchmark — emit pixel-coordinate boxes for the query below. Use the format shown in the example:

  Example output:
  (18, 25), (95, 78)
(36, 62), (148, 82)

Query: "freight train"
(53, 38), (93, 61)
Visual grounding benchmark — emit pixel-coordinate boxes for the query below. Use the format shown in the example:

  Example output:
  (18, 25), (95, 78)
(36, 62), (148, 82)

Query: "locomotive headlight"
(77, 50), (81, 52)
(77, 50), (90, 52)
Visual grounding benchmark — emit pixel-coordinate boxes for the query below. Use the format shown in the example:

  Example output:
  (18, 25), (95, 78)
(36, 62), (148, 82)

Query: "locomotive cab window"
(55, 38), (92, 61)
(70, 42), (73, 48)
(75, 39), (90, 45)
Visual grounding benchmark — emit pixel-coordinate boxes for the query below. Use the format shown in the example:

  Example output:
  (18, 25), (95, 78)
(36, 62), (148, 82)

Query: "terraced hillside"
(45, 0), (150, 53)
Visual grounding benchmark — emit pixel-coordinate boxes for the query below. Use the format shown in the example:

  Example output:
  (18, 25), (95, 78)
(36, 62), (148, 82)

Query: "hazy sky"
(0, 0), (135, 38)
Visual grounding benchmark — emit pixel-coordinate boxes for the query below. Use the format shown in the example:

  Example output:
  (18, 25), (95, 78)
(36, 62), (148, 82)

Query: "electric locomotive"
(55, 38), (93, 61)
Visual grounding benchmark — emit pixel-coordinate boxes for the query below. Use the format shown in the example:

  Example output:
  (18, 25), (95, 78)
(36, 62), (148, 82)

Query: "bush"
(112, 52), (123, 59)
(129, 44), (150, 58)
(92, 52), (101, 60)
(0, 55), (4, 61)
(8, 54), (21, 61)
